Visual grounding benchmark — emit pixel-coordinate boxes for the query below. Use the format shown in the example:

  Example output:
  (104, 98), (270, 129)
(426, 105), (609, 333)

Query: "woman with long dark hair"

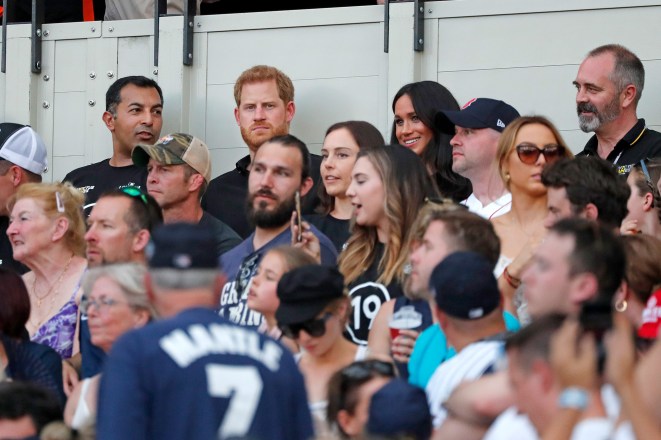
(391, 81), (472, 202)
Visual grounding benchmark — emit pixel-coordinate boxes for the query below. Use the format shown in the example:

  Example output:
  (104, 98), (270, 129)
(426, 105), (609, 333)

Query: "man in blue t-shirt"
(97, 223), (313, 440)
(219, 134), (337, 328)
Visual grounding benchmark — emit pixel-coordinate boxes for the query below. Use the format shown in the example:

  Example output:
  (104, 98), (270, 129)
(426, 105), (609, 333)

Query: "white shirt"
(426, 339), (505, 428)
(461, 192), (511, 219)
(485, 406), (613, 440)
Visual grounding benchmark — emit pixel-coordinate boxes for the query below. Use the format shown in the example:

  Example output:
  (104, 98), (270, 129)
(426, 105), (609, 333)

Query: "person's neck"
(449, 320), (506, 352)
(510, 190), (548, 222)
(27, 247), (77, 283)
(108, 144), (134, 167)
(162, 200), (204, 224)
(642, 211), (661, 238)
(376, 221), (390, 244)
(595, 113), (639, 159)
(330, 197), (353, 220)
(156, 291), (215, 318)
(467, 166), (508, 205)
(253, 223), (290, 250)
(306, 335), (356, 365)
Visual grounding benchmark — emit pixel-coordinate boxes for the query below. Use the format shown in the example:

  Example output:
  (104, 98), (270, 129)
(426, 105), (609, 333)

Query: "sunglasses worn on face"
(515, 143), (565, 165)
(279, 312), (333, 339)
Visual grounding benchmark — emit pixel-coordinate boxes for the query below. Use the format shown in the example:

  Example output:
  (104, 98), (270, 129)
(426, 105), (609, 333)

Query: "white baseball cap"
(0, 123), (48, 174)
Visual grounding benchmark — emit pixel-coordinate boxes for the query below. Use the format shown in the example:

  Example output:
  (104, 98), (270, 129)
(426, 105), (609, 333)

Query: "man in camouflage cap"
(132, 133), (240, 256)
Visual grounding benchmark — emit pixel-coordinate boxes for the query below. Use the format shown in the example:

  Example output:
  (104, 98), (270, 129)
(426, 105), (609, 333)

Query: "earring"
(615, 298), (628, 312)
(505, 172), (511, 182)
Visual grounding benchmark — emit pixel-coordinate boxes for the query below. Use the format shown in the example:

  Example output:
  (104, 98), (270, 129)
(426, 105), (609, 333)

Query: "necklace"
(32, 254), (74, 307)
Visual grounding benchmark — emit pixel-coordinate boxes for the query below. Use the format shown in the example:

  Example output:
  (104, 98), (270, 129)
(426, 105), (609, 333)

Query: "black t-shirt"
(577, 118), (661, 176)
(63, 159), (148, 216)
(345, 242), (404, 346)
(306, 214), (350, 253)
(0, 216), (28, 275)
(202, 154), (323, 239)
(198, 211), (242, 257)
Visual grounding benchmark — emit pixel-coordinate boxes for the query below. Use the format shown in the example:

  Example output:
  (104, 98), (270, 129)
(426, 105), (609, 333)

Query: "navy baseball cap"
(430, 251), (501, 320)
(366, 379), (432, 440)
(435, 98), (520, 135)
(147, 223), (219, 270)
(276, 265), (344, 325)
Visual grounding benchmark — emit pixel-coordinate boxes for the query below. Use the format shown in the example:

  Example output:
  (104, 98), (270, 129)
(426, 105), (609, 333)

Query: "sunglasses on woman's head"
(515, 143), (565, 165)
(341, 359), (396, 380)
(279, 312), (333, 339)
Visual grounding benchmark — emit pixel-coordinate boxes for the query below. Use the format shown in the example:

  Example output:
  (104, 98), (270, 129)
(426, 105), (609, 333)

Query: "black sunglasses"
(279, 312), (333, 339)
(341, 359), (396, 380)
(515, 143), (565, 165)
(121, 186), (149, 205)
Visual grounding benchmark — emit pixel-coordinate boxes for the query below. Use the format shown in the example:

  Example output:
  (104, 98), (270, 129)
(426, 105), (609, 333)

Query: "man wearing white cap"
(0, 123), (48, 273)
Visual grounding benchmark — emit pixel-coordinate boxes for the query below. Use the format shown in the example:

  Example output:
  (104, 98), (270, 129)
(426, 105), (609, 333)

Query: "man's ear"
(132, 229), (151, 253)
(568, 272), (599, 306)
(299, 176), (314, 198)
(9, 165), (24, 187)
(642, 191), (654, 212)
(285, 101), (295, 124)
(620, 84), (637, 110)
(187, 173), (205, 194)
(581, 203), (599, 221)
(102, 111), (115, 131)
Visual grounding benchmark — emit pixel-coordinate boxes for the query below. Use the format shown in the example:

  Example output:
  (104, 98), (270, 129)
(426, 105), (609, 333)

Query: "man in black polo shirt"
(573, 44), (661, 175)
(202, 65), (322, 238)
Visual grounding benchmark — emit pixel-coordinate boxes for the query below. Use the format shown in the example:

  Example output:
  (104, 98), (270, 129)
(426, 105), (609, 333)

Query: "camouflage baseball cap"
(132, 133), (211, 183)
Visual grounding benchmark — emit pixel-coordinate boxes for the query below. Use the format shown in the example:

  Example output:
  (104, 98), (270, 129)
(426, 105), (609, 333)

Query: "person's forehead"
(119, 84), (162, 104)
(93, 196), (133, 217)
(543, 232), (575, 258)
(577, 53), (616, 82)
(240, 79), (280, 101)
(254, 142), (302, 169)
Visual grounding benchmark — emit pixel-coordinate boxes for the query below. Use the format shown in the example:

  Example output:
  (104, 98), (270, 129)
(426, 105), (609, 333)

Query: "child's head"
(247, 246), (316, 317)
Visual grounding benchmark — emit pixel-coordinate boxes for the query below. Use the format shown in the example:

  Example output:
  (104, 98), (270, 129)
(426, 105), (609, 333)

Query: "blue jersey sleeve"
(97, 331), (149, 440)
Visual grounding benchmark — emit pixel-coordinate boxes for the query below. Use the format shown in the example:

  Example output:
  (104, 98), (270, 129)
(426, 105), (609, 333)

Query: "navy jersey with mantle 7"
(97, 308), (313, 440)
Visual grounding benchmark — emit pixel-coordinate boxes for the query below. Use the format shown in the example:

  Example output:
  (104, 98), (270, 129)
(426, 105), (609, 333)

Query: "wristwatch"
(558, 387), (590, 410)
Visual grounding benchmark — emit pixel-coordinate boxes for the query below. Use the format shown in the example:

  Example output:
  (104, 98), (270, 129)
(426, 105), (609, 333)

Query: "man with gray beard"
(217, 134), (337, 329)
(574, 44), (661, 176)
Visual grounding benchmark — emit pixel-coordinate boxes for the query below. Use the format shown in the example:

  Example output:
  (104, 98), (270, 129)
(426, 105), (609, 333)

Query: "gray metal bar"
(383, 0), (389, 53)
(183, 0), (195, 66)
(154, 0), (166, 66)
(413, 0), (424, 52)
(2, 0), (9, 73)
(31, 0), (43, 73)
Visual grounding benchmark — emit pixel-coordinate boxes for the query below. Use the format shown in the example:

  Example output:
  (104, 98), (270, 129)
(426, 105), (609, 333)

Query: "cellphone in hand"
(295, 190), (302, 242)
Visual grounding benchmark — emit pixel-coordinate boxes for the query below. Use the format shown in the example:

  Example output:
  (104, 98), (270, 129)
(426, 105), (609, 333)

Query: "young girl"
(246, 245), (316, 353)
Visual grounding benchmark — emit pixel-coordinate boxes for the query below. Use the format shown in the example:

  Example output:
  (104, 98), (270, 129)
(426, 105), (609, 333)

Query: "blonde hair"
(338, 145), (434, 286)
(496, 115), (573, 187)
(8, 182), (86, 256)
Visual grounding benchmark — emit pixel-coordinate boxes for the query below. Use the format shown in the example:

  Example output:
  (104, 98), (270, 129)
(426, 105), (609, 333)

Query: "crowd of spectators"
(0, 42), (659, 440)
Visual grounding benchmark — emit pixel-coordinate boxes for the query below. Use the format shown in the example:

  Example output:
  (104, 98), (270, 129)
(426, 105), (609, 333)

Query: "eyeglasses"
(80, 295), (128, 314)
(515, 143), (565, 165)
(121, 186), (149, 205)
(341, 360), (396, 380)
(279, 312), (333, 339)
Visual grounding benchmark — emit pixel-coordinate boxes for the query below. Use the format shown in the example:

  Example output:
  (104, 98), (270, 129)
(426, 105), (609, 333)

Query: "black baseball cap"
(430, 251), (501, 320)
(276, 265), (344, 326)
(435, 98), (520, 135)
(147, 223), (219, 270)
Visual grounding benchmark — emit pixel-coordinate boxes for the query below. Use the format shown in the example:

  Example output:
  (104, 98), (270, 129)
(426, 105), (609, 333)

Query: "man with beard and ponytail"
(202, 65), (323, 238)
(218, 134), (337, 328)
(574, 44), (661, 175)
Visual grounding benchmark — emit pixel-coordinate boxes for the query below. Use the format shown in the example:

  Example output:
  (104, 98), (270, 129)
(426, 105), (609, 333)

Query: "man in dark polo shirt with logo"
(573, 44), (661, 175)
